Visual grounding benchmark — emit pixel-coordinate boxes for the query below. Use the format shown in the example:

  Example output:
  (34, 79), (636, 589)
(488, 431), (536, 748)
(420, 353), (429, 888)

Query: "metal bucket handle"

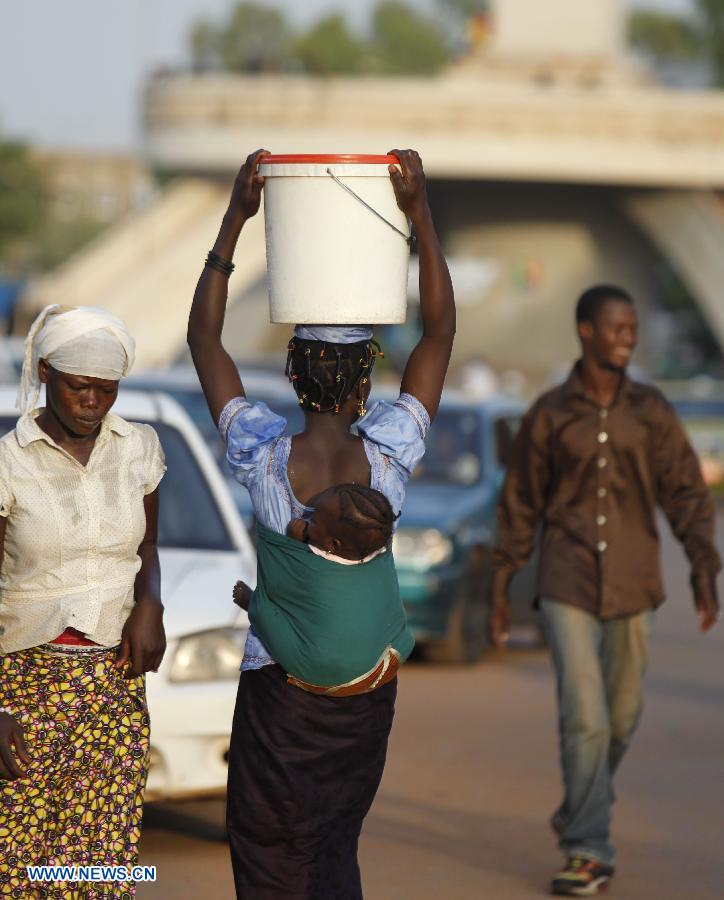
(325, 169), (415, 248)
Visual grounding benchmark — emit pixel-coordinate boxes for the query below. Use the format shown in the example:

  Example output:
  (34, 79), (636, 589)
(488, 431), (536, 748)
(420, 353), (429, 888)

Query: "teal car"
(390, 390), (538, 664)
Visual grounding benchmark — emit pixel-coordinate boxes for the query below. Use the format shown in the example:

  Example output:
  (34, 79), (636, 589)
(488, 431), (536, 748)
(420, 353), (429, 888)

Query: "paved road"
(138, 518), (724, 899)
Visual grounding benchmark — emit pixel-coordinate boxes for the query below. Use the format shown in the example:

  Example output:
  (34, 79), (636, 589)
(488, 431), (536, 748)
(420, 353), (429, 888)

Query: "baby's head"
(287, 484), (398, 561)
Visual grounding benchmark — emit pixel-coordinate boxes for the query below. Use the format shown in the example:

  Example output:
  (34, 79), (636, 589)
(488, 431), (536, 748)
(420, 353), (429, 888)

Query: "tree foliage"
(190, 21), (220, 72)
(629, 10), (700, 60)
(696, 0), (724, 86)
(190, 1), (452, 77)
(292, 15), (366, 76)
(0, 142), (48, 264)
(190, 3), (291, 73)
(371, 1), (450, 75)
(0, 142), (109, 274)
(436, 0), (488, 19)
(628, 1), (724, 86)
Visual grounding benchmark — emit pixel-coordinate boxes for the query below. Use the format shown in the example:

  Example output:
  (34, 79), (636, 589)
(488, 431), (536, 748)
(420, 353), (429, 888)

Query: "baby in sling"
(233, 483), (414, 695)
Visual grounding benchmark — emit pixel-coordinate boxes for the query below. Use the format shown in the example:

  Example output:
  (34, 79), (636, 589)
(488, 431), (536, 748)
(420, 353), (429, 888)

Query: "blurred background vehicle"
(385, 389), (538, 664)
(0, 337), (25, 385)
(128, 366), (295, 529)
(0, 386), (256, 800)
(660, 379), (724, 496)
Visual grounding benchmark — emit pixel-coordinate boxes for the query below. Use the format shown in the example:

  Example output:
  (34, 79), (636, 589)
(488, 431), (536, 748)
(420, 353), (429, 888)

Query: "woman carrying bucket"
(188, 148), (455, 899)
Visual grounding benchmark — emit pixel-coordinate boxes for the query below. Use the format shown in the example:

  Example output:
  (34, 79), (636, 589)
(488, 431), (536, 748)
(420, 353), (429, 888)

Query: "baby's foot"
(233, 580), (252, 611)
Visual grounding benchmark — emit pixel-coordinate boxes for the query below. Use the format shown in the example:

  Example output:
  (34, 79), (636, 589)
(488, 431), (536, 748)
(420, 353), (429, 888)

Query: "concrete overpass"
(142, 74), (724, 190)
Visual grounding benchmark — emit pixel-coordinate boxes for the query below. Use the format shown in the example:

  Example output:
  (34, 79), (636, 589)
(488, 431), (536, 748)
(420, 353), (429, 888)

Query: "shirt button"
(598, 487), (607, 498)
(597, 432), (608, 443)
(598, 457), (607, 468)
(597, 514), (607, 526)
(597, 540), (608, 552)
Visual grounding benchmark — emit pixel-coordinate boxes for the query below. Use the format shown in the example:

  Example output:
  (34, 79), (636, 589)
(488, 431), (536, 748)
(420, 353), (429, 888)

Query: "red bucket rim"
(260, 154), (398, 165)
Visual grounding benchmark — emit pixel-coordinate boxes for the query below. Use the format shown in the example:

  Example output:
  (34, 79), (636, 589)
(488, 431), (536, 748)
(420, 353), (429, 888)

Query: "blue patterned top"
(220, 392), (430, 670)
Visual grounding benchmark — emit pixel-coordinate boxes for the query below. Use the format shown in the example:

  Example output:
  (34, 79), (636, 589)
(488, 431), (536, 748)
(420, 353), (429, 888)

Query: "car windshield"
(414, 409), (482, 486)
(0, 416), (233, 551)
(671, 399), (724, 418)
(668, 401), (724, 494)
(128, 383), (220, 448)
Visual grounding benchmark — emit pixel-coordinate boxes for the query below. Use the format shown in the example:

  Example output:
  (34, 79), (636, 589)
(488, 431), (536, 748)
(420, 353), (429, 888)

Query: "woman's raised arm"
(390, 149), (455, 422)
(187, 149), (269, 424)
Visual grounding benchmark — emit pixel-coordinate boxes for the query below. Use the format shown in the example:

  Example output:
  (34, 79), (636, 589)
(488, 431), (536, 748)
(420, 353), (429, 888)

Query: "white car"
(128, 366), (295, 527)
(0, 387), (256, 799)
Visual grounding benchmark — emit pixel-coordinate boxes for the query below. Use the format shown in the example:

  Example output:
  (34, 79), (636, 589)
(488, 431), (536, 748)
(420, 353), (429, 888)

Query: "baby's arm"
(286, 517), (309, 545)
(232, 580), (253, 611)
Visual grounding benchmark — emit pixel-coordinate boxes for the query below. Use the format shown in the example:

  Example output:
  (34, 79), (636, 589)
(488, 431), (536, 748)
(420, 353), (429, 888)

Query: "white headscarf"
(17, 305), (136, 413)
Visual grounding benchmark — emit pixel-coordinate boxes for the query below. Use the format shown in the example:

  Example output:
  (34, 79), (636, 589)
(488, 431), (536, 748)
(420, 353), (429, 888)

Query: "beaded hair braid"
(285, 336), (383, 414)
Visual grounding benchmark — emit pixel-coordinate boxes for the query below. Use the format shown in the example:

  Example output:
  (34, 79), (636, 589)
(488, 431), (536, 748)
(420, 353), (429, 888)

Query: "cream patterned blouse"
(0, 410), (166, 653)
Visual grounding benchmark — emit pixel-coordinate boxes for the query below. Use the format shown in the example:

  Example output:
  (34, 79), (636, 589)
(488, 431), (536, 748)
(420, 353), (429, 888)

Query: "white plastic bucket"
(259, 154), (410, 324)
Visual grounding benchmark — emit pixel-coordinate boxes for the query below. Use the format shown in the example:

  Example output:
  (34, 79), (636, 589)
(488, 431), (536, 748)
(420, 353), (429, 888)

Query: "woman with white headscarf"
(0, 305), (166, 897)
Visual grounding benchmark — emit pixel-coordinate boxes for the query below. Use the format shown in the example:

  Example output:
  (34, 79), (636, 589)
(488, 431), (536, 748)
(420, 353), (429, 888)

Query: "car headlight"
(392, 528), (454, 570)
(168, 626), (248, 683)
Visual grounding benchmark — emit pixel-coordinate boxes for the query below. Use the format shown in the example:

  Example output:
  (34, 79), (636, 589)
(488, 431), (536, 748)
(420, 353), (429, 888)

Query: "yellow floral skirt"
(0, 646), (149, 898)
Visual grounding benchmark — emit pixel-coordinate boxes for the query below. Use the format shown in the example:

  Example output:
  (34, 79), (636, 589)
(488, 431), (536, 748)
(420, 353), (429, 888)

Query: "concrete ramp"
(21, 179), (268, 368)
(623, 190), (724, 348)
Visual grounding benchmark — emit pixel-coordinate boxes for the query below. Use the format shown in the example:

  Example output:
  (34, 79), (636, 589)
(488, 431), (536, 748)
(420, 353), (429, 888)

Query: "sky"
(0, 0), (695, 154)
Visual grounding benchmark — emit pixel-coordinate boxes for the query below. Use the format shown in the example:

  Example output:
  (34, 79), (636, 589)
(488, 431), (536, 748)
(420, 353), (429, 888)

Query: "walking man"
(489, 285), (720, 896)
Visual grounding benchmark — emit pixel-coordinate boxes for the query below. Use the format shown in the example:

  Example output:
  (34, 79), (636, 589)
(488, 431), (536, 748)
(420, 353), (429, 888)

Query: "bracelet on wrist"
(205, 250), (235, 278)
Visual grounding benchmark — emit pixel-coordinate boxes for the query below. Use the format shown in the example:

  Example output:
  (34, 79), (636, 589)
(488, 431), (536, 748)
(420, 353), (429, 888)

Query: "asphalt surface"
(138, 516), (724, 899)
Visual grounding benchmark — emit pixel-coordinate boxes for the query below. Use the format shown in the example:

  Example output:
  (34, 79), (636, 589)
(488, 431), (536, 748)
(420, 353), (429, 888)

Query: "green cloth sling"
(249, 522), (414, 687)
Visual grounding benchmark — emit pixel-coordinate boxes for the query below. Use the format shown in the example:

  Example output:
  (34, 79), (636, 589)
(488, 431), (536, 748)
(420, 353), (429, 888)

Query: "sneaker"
(550, 856), (615, 896)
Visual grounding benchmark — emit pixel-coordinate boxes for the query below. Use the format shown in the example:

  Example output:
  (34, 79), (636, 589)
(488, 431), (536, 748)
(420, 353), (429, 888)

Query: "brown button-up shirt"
(492, 364), (721, 618)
